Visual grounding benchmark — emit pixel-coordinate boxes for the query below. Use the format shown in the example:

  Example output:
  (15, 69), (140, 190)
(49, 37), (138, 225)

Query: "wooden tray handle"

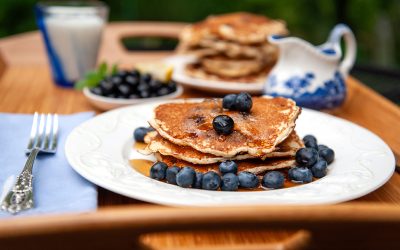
(98, 22), (186, 64)
(1, 204), (400, 250)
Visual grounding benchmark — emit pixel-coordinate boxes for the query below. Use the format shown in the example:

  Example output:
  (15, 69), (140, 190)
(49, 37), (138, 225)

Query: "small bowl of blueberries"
(79, 63), (183, 111)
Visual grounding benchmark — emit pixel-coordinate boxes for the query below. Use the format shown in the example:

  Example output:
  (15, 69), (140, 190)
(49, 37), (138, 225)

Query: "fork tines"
(26, 112), (58, 154)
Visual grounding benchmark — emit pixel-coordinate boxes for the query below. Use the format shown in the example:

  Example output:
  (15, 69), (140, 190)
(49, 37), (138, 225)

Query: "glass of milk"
(35, 1), (108, 87)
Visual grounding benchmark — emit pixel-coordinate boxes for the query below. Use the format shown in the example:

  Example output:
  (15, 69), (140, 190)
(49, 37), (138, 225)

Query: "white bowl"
(83, 85), (183, 111)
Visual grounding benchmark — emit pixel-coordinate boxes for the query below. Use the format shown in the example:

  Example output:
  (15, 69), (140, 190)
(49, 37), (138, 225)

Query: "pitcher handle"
(327, 24), (357, 77)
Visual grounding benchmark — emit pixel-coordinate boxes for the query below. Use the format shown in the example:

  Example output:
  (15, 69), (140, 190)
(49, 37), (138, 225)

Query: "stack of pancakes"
(176, 12), (288, 83)
(143, 97), (303, 176)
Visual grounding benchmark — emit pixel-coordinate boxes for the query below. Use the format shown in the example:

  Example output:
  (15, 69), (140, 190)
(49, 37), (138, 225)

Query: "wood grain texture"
(0, 22), (399, 250)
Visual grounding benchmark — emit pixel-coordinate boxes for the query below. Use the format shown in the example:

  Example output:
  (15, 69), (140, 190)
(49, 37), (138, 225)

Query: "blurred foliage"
(0, 0), (400, 70)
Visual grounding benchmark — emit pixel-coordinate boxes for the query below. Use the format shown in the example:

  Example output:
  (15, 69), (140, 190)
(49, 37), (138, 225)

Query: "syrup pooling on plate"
(132, 94), (335, 191)
(130, 159), (153, 176)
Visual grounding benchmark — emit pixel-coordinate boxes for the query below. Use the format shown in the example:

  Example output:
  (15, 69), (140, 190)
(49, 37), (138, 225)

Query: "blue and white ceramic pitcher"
(264, 24), (356, 110)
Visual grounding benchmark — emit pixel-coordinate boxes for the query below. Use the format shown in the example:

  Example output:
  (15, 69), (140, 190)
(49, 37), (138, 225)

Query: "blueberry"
(213, 115), (234, 135)
(167, 81), (177, 92)
(134, 127), (149, 142)
(139, 90), (151, 98)
(137, 82), (150, 92)
(149, 79), (162, 90)
(219, 160), (238, 174)
(201, 171), (221, 190)
(130, 69), (140, 78)
(129, 94), (140, 99)
(234, 92), (253, 112)
(193, 172), (204, 189)
(90, 86), (103, 96)
(295, 148), (318, 167)
(238, 171), (259, 188)
(117, 84), (133, 98)
(99, 80), (116, 95)
(311, 160), (328, 178)
(157, 87), (170, 96)
(125, 75), (139, 87)
(166, 166), (180, 184)
(141, 73), (152, 83)
(221, 173), (239, 191)
(303, 135), (318, 149)
(319, 148), (335, 164)
(317, 144), (329, 151)
(262, 171), (284, 189)
(110, 75), (123, 86)
(117, 70), (129, 79)
(106, 93), (117, 98)
(150, 162), (168, 180)
(176, 166), (196, 188)
(288, 167), (313, 183)
(222, 94), (237, 110)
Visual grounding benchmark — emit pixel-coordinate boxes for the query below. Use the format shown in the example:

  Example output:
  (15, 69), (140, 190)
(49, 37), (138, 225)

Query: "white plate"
(166, 55), (265, 94)
(65, 100), (395, 206)
(83, 85), (183, 111)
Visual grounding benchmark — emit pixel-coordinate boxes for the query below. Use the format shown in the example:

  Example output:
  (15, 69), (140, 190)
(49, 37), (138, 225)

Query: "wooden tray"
(0, 22), (399, 250)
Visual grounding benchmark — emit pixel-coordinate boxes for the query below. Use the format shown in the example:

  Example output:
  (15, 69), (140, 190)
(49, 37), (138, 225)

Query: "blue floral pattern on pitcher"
(268, 72), (346, 110)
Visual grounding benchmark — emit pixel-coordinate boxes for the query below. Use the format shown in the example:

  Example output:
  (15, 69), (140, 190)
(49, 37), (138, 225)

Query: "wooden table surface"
(1, 22), (400, 250)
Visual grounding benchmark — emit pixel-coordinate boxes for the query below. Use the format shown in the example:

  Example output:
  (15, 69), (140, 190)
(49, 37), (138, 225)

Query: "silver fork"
(1, 112), (58, 214)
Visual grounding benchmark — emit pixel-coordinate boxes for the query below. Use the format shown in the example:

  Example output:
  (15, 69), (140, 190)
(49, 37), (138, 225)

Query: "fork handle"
(1, 148), (39, 214)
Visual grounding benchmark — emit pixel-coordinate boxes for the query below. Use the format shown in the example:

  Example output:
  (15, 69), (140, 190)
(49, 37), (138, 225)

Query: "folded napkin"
(0, 112), (97, 217)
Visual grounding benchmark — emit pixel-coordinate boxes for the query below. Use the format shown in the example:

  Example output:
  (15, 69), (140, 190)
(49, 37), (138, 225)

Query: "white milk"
(45, 8), (105, 82)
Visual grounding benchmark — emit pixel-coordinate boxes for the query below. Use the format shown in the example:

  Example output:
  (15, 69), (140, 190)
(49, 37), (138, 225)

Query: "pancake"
(184, 63), (270, 83)
(179, 12), (288, 46)
(201, 56), (266, 78)
(149, 97), (301, 157)
(177, 12), (287, 83)
(156, 153), (296, 175)
(176, 47), (219, 58)
(198, 39), (279, 60)
(144, 130), (304, 164)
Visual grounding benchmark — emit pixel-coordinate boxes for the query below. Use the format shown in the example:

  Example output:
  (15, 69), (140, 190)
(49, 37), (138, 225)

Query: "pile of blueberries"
(145, 134), (335, 191)
(90, 69), (177, 99)
(150, 160), (263, 191)
(213, 92), (253, 135)
(290, 135), (335, 182)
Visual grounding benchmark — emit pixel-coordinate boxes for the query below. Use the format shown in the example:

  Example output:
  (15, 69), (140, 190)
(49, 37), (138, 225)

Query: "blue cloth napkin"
(0, 112), (97, 217)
